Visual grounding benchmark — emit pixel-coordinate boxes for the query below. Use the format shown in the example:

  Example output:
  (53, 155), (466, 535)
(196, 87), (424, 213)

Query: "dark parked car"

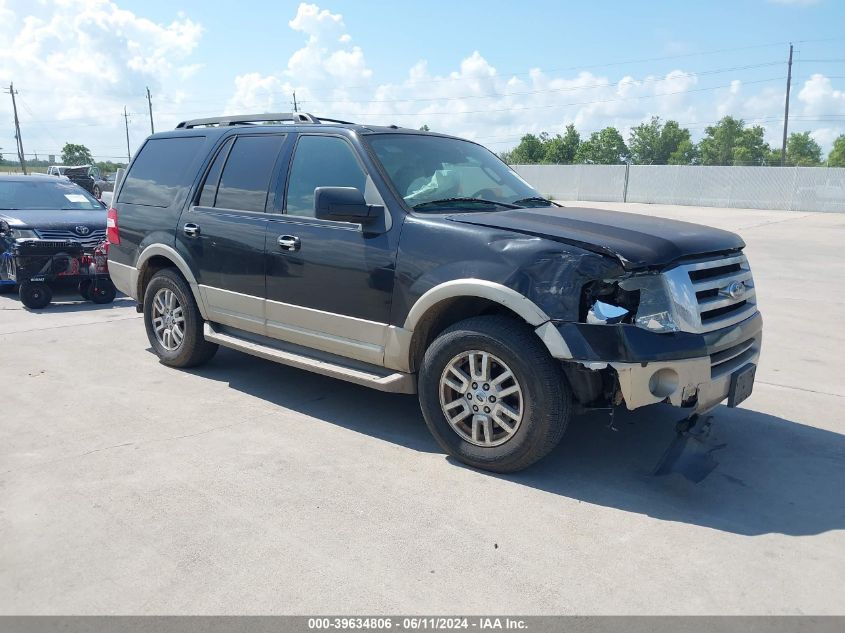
(107, 113), (761, 473)
(92, 173), (115, 200)
(0, 174), (108, 298)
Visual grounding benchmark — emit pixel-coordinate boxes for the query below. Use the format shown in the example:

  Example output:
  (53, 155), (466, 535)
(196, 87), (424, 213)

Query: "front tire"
(419, 315), (572, 473)
(19, 281), (52, 309)
(93, 186), (101, 199)
(143, 268), (217, 368)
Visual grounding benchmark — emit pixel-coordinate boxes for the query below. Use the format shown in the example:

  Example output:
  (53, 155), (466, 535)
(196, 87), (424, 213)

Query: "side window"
(286, 135), (366, 217)
(197, 137), (234, 207)
(214, 135), (285, 213)
(118, 136), (205, 208)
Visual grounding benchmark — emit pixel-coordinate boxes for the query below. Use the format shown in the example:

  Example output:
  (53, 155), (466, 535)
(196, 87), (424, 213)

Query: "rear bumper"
(555, 313), (763, 414)
(107, 259), (136, 299)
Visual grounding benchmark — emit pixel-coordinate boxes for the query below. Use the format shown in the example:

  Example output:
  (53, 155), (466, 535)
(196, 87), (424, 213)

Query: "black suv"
(107, 113), (762, 472)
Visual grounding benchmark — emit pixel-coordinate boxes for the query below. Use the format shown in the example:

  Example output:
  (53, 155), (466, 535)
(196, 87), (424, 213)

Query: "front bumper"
(553, 312), (763, 414)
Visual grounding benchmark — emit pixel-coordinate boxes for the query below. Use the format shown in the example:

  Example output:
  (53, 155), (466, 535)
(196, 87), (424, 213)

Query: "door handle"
(183, 223), (201, 238)
(278, 235), (301, 252)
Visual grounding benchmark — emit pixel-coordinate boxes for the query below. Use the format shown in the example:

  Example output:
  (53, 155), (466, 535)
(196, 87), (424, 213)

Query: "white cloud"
(220, 3), (841, 154)
(2, 1), (841, 160)
(0, 0), (202, 160)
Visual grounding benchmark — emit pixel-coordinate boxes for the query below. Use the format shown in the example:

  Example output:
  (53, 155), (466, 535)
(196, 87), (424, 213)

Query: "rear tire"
(19, 281), (52, 309)
(418, 315), (572, 473)
(143, 268), (217, 368)
(78, 279), (92, 300)
(93, 186), (101, 199)
(90, 279), (116, 304)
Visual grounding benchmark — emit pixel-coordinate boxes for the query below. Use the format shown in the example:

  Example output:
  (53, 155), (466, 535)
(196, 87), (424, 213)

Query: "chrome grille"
(34, 228), (106, 251)
(709, 335), (761, 379)
(664, 253), (758, 334)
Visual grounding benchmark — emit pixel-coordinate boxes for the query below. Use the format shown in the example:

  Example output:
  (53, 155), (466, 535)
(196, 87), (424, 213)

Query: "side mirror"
(314, 187), (383, 224)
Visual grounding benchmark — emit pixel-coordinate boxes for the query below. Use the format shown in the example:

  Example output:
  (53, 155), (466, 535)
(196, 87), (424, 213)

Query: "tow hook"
(653, 414), (726, 483)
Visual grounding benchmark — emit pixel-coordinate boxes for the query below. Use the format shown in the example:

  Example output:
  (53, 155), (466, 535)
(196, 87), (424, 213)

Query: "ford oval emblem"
(726, 280), (745, 299)
(74, 226), (91, 236)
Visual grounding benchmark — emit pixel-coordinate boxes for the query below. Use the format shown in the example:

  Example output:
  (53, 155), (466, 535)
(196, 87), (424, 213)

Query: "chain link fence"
(513, 164), (845, 213)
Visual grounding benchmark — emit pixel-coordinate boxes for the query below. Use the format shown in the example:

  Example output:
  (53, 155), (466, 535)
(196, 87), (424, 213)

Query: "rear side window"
(118, 136), (205, 208)
(286, 135), (366, 217)
(214, 135), (285, 213)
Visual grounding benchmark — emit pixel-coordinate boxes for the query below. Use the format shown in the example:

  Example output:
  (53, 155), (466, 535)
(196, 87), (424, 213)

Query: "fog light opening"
(649, 368), (679, 398)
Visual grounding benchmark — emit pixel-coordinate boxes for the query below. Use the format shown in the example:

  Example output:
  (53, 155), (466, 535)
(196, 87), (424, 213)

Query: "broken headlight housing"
(582, 273), (683, 333)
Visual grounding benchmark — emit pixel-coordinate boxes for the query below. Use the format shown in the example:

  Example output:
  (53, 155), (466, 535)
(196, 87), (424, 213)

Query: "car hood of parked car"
(447, 205), (746, 269)
(0, 208), (107, 231)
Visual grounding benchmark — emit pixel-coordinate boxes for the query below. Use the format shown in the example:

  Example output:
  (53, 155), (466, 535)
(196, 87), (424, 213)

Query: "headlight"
(586, 300), (629, 325)
(619, 274), (680, 333)
(10, 228), (37, 239)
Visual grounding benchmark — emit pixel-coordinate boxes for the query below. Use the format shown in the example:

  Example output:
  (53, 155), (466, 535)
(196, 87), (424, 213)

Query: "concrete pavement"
(1, 204), (843, 614)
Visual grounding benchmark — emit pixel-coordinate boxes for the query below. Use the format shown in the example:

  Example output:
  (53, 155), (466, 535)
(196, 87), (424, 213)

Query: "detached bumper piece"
(654, 415), (726, 483)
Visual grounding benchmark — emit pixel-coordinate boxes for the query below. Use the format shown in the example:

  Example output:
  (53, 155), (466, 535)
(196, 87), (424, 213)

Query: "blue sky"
(1, 0), (843, 160)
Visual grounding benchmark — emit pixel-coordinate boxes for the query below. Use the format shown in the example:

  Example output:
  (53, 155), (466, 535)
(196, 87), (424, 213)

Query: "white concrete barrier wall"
(513, 164), (627, 202)
(512, 164), (845, 213)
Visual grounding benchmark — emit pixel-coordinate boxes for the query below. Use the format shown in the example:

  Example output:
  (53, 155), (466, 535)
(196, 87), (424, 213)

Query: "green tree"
(418, 124), (430, 132)
(542, 124), (580, 164)
(60, 143), (94, 166)
(786, 131), (822, 166)
(575, 127), (629, 164)
(668, 138), (698, 165)
(95, 160), (127, 174)
(733, 126), (769, 166)
(628, 117), (694, 165)
(699, 117), (770, 166)
(507, 133), (548, 164)
(828, 135), (845, 167)
(699, 116), (744, 165)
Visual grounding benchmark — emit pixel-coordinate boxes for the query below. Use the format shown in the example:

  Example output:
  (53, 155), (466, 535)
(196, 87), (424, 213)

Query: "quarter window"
(286, 135), (366, 217)
(198, 138), (234, 207)
(119, 136), (205, 208)
(214, 135), (285, 213)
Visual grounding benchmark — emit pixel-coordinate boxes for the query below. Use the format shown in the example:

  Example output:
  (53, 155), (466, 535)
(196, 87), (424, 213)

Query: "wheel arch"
(135, 244), (209, 319)
(402, 280), (571, 372)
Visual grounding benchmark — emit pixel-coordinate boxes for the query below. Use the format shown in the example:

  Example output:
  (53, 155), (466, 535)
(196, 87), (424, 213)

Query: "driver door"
(264, 133), (399, 365)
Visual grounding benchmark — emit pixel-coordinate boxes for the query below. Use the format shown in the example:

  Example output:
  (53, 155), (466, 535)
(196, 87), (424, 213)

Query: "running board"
(203, 323), (416, 394)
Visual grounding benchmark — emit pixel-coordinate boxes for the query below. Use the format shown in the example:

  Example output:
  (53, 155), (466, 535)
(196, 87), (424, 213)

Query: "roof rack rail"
(175, 112), (355, 129)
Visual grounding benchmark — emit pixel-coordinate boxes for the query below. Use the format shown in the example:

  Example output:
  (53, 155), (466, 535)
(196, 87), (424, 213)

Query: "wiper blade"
(412, 197), (521, 210)
(511, 196), (557, 207)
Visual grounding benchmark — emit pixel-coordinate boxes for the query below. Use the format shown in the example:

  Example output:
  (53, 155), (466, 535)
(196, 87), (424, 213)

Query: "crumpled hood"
(0, 208), (106, 231)
(448, 206), (745, 269)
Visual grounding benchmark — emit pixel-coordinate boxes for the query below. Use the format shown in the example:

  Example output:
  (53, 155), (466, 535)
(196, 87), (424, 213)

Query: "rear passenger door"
(179, 133), (287, 335)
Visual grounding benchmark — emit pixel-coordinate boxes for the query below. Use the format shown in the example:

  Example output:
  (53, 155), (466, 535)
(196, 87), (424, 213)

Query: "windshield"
(367, 134), (547, 210)
(0, 179), (103, 210)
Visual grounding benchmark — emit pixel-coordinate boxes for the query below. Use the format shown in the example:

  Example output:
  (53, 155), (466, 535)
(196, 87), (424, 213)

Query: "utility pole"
(146, 86), (155, 134)
(291, 91), (298, 112)
(780, 42), (793, 166)
(123, 107), (131, 162)
(5, 83), (27, 175)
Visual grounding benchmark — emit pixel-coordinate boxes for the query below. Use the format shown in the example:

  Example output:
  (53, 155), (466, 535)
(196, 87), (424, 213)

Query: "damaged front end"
(547, 252), (762, 481)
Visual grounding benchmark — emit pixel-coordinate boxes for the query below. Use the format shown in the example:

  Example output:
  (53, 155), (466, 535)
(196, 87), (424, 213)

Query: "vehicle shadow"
(184, 347), (845, 537)
(21, 292), (133, 314)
